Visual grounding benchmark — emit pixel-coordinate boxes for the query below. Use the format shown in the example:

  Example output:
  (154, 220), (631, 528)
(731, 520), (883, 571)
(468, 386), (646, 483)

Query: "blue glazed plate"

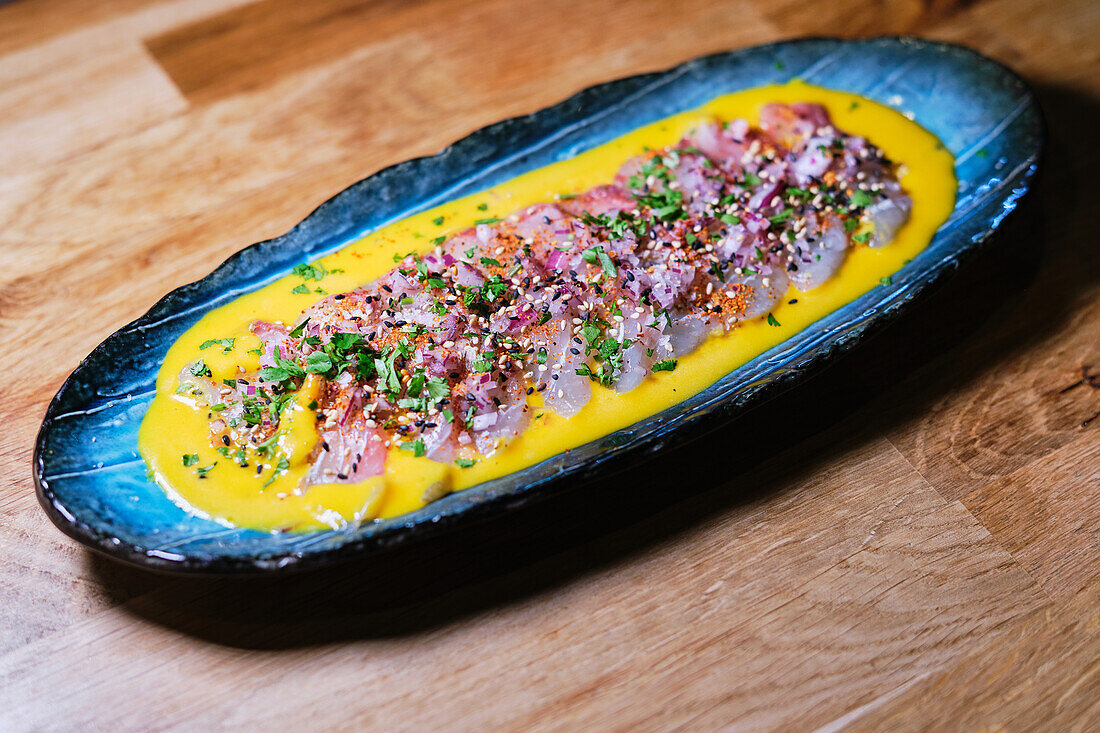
(35, 37), (1044, 574)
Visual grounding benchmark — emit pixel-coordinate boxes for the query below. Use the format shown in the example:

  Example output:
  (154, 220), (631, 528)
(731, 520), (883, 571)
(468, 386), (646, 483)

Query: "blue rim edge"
(34, 36), (1046, 575)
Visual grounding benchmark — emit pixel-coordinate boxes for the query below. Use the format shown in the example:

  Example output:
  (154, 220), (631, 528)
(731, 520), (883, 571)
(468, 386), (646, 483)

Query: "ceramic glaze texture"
(34, 37), (1044, 574)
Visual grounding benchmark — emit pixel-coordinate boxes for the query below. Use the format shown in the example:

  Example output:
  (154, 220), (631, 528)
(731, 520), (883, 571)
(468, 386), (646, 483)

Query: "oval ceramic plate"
(35, 37), (1044, 574)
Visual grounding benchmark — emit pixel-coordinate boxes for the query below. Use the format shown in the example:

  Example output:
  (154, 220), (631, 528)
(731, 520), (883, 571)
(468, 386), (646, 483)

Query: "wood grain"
(0, 0), (1097, 729)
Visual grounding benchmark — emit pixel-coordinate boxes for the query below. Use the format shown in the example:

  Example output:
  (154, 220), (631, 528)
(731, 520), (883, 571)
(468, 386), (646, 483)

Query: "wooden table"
(1, 0), (1097, 729)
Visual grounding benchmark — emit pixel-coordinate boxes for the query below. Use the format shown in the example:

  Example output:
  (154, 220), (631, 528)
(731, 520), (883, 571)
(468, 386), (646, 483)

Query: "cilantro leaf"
(199, 338), (235, 353)
(304, 351), (333, 374)
(849, 190), (874, 208)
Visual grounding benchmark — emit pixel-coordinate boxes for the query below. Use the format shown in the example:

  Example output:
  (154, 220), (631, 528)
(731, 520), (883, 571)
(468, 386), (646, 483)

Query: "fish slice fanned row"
(179, 103), (911, 489)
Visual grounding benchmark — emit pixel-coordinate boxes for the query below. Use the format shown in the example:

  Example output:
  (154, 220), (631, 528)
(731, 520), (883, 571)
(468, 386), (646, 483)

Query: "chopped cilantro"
(261, 455), (290, 488)
(304, 351), (333, 374)
(199, 338), (235, 353)
(292, 262), (329, 281)
(400, 439), (426, 458)
(597, 250), (617, 278)
(288, 319), (310, 338)
(425, 377), (450, 401)
(849, 190), (874, 208)
(769, 209), (794, 225)
(258, 346), (304, 385)
(472, 352), (494, 372)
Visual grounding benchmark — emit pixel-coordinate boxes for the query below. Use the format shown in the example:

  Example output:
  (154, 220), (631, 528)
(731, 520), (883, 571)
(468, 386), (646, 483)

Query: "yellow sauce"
(139, 81), (956, 532)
